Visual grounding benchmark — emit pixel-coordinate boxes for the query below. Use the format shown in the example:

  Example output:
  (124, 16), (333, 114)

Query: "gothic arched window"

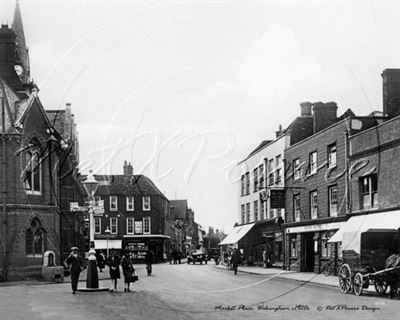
(26, 218), (46, 257)
(24, 151), (41, 194)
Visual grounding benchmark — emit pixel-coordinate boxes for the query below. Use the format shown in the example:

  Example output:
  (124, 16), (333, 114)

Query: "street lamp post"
(78, 170), (107, 292)
(105, 227), (111, 259)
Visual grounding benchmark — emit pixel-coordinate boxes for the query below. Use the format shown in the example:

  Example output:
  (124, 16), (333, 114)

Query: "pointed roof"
(12, 0), (30, 82)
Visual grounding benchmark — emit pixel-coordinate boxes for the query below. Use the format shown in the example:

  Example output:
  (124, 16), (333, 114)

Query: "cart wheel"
(374, 280), (388, 295)
(338, 264), (352, 293)
(353, 273), (364, 296)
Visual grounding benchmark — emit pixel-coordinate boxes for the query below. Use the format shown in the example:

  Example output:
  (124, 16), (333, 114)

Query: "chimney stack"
(275, 124), (283, 138)
(382, 69), (400, 119)
(123, 161), (133, 175)
(300, 102), (312, 117)
(312, 101), (337, 133)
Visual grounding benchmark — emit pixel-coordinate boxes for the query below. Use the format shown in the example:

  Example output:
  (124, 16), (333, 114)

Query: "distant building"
(88, 161), (171, 262)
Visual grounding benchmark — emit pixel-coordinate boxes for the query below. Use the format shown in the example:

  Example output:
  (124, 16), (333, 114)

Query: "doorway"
(302, 233), (315, 272)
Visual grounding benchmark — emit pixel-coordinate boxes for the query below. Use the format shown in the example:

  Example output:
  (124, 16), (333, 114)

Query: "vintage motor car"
(187, 250), (208, 264)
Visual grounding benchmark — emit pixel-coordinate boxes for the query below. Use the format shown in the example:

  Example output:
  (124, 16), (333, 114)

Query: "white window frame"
(329, 186), (338, 217)
(110, 217), (118, 234)
(310, 191), (318, 219)
(94, 217), (101, 234)
(260, 201), (265, 220)
(143, 196), (151, 211)
(253, 168), (258, 192)
(241, 205), (245, 224)
(309, 151), (317, 175)
(126, 217), (134, 234)
(246, 203), (250, 223)
(294, 195), (301, 222)
(110, 196), (118, 211)
(126, 196), (134, 211)
(143, 217), (151, 234)
(25, 151), (42, 195)
(328, 144), (337, 168)
(360, 175), (378, 209)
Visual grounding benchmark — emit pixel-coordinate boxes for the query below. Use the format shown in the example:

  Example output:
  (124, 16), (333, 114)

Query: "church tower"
(12, 0), (31, 86)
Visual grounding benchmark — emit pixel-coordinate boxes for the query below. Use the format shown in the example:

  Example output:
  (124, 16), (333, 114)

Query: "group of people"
(64, 247), (154, 294)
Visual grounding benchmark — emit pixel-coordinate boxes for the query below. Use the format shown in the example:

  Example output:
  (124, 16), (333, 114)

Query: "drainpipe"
(344, 129), (350, 214)
(1, 92), (8, 281)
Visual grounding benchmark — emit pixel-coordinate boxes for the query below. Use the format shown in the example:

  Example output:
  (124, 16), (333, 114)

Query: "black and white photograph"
(0, 0), (400, 319)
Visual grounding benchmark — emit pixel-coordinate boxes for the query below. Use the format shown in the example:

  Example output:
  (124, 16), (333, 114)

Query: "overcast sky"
(1, 0), (399, 232)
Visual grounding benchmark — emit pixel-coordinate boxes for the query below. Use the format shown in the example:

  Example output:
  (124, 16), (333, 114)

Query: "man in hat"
(64, 247), (84, 294)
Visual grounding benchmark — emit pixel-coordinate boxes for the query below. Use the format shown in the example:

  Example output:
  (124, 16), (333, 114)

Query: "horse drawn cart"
(338, 228), (400, 296)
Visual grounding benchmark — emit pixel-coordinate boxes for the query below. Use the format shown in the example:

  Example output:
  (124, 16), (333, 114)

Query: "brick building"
(89, 161), (171, 262)
(284, 102), (383, 273)
(0, 2), (84, 280)
(328, 69), (400, 252)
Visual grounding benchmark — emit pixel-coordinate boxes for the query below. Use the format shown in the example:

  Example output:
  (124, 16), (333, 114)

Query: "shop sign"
(270, 189), (285, 208)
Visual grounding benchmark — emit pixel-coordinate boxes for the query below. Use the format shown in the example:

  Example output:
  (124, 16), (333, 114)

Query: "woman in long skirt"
(121, 250), (135, 292)
(106, 249), (120, 292)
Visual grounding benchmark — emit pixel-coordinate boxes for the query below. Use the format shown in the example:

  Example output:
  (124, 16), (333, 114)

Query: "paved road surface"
(0, 263), (397, 320)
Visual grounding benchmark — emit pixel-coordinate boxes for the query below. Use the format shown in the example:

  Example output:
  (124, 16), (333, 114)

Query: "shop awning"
(328, 210), (400, 246)
(218, 223), (255, 245)
(94, 239), (122, 250)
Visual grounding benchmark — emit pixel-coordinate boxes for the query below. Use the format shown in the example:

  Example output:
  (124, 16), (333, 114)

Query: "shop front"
(285, 221), (344, 273)
(122, 235), (170, 263)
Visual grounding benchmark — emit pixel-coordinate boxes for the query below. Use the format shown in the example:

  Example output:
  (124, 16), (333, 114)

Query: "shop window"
(143, 196), (151, 211)
(24, 152), (41, 195)
(110, 217), (118, 234)
(94, 217), (101, 234)
(253, 168), (258, 192)
(110, 196), (118, 211)
(294, 195), (300, 222)
(26, 218), (46, 257)
(328, 186), (338, 217)
(126, 217), (134, 234)
(126, 196), (134, 211)
(328, 143), (337, 168)
(310, 191), (318, 219)
(290, 235), (297, 257)
(360, 174), (378, 209)
(321, 232), (330, 257)
(143, 217), (151, 234)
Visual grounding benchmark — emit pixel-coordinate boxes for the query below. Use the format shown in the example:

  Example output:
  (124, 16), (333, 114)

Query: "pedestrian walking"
(262, 249), (267, 268)
(145, 250), (154, 276)
(231, 248), (242, 275)
(64, 246), (84, 294)
(121, 250), (135, 292)
(106, 249), (120, 292)
(97, 250), (106, 272)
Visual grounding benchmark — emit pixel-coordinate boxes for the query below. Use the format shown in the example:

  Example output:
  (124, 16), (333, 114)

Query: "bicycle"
(322, 257), (343, 276)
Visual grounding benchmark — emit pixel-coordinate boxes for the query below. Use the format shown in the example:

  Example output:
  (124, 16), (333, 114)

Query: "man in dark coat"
(230, 248), (241, 275)
(64, 247), (84, 294)
(145, 250), (154, 276)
